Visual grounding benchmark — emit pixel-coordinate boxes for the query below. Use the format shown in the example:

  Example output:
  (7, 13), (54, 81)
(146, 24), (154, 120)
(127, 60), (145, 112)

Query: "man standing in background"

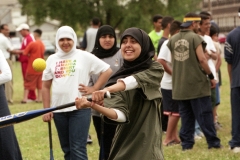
(21, 29), (45, 103)
(167, 12), (221, 150)
(156, 16), (174, 134)
(149, 14), (163, 60)
(80, 17), (101, 52)
(157, 16), (174, 54)
(16, 23), (36, 102)
(195, 14), (218, 139)
(0, 24), (19, 104)
(80, 17), (101, 144)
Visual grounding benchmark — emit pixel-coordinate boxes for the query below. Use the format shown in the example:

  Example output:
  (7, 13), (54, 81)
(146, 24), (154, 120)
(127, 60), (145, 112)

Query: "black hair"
(170, 20), (182, 36)
(184, 12), (200, 18)
(209, 25), (218, 37)
(161, 16), (174, 30)
(152, 14), (163, 22)
(92, 17), (101, 25)
(34, 29), (42, 36)
(199, 11), (211, 17)
(199, 14), (210, 25)
(0, 24), (7, 31)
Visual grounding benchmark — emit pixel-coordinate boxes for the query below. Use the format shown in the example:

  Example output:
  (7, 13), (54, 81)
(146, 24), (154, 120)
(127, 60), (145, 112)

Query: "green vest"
(167, 29), (210, 100)
(103, 62), (164, 160)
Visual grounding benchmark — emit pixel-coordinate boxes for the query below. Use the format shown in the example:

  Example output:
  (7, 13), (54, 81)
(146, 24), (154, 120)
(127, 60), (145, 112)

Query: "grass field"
(8, 58), (239, 160)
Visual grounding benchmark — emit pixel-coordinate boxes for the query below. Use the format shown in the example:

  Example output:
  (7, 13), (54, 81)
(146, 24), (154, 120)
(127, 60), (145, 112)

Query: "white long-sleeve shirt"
(110, 76), (138, 122)
(0, 50), (12, 84)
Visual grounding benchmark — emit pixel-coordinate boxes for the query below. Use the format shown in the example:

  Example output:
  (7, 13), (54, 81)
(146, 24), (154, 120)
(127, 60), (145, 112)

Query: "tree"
(18, 0), (164, 31)
(18, 0), (201, 33)
(166, 0), (202, 21)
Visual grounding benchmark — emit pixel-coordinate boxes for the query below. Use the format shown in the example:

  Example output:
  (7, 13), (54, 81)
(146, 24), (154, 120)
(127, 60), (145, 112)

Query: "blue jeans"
(179, 96), (221, 149)
(54, 108), (91, 160)
(195, 120), (202, 136)
(229, 87), (240, 148)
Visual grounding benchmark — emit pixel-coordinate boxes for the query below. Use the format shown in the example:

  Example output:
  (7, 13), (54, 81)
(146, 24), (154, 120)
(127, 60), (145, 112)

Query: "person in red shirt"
(22, 29), (45, 103)
(16, 23), (37, 101)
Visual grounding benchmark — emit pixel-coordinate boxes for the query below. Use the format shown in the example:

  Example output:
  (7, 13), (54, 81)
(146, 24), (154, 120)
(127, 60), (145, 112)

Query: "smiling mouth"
(125, 51), (133, 55)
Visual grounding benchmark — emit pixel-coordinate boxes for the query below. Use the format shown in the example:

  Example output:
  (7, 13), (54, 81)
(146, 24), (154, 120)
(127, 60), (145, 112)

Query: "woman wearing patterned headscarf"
(76, 28), (164, 160)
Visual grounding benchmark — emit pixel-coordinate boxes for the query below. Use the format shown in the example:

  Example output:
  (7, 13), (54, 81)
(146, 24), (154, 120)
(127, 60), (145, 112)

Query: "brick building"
(202, 0), (240, 34)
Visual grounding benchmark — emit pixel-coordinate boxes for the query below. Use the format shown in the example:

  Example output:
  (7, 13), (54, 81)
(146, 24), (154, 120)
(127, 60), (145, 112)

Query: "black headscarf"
(91, 25), (120, 59)
(105, 27), (155, 87)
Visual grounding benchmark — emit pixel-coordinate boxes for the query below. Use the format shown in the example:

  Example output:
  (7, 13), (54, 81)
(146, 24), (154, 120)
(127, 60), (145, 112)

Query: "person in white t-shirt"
(209, 25), (223, 130)
(0, 50), (23, 159)
(157, 20), (182, 146)
(194, 14), (218, 139)
(80, 17), (101, 52)
(80, 17), (101, 143)
(0, 24), (18, 104)
(42, 26), (112, 160)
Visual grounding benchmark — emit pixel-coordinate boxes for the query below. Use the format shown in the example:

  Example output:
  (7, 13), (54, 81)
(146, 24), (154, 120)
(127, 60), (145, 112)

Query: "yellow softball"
(32, 58), (46, 72)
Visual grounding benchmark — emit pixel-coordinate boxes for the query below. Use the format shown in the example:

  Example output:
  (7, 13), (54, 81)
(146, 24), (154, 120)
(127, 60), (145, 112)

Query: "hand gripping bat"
(0, 91), (111, 128)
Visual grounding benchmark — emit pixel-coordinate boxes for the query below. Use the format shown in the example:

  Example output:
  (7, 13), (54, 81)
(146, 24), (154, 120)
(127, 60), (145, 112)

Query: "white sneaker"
(26, 99), (34, 103)
(87, 135), (93, 144)
(197, 132), (204, 137)
(194, 135), (202, 140)
(232, 147), (240, 153)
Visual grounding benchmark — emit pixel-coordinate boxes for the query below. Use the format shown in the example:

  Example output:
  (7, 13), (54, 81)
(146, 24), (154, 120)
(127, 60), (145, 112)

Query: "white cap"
(16, 23), (30, 31)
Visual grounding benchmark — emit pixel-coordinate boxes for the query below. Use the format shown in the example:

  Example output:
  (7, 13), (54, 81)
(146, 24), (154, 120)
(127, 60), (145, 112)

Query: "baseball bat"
(0, 91), (111, 128)
(48, 121), (54, 160)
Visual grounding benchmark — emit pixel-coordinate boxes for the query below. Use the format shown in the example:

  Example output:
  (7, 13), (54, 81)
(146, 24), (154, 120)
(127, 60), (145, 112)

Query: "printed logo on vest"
(174, 39), (189, 61)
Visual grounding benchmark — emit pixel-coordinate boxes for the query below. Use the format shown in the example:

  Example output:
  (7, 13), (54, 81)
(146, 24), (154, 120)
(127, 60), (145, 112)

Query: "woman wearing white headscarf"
(42, 26), (112, 160)
(0, 50), (22, 160)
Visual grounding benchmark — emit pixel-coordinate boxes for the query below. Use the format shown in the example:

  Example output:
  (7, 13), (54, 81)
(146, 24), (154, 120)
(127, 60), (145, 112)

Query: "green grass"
(9, 59), (239, 160)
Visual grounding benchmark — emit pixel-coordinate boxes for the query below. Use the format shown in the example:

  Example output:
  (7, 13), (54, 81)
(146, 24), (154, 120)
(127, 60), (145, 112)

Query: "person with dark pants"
(224, 7), (240, 153)
(157, 16), (175, 133)
(178, 97), (219, 149)
(80, 25), (123, 159)
(91, 116), (116, 159)
(167, 12), (221, 150)
(91, 116), (116, 156)
(0, 85), (22, 160)
(160, 103), (168, 132)
(0, 51), (22, 160)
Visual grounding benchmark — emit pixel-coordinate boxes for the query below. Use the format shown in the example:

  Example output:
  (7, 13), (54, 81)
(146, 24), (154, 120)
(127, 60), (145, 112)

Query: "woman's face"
(121, 36), (141, 61)
(58, 38), (74, 52)
(99, 34), (115, 50)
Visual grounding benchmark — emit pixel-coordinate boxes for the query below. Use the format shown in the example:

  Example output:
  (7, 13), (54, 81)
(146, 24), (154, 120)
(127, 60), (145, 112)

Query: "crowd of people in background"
(0, 7), (240, 160)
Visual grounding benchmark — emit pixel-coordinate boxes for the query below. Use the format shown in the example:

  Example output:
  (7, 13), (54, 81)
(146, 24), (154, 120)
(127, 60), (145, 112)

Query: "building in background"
(30, 18), (59, 44)
(202, 0), (240, 34)
(0, 0), (59, 44)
